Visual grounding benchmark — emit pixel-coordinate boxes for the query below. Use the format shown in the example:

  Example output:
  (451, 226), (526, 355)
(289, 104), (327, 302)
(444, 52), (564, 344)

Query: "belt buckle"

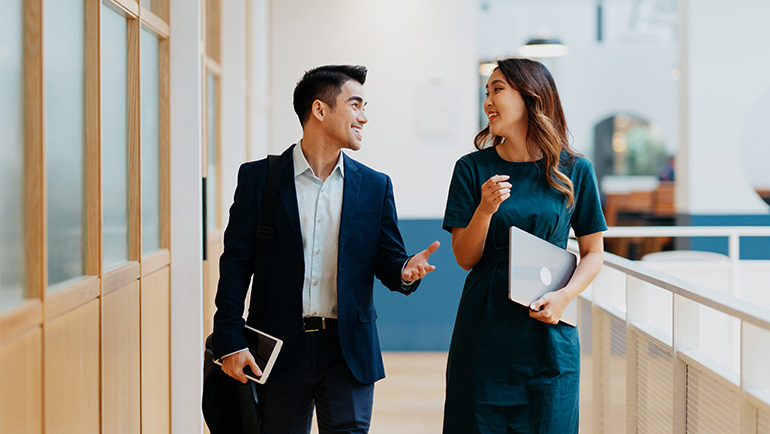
(303, 317), (325, 333)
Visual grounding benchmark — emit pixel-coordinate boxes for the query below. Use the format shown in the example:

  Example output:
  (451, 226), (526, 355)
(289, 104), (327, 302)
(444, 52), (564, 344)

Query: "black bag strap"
(247, 155), (281, 327)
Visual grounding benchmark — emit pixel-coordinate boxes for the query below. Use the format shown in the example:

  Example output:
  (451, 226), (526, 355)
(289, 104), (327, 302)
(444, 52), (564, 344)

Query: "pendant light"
(518, 37), (568, 58)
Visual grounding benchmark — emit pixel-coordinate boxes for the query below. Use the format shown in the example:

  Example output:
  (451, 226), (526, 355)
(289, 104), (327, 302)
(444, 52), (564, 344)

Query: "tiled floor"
(311, 352), (448, 433)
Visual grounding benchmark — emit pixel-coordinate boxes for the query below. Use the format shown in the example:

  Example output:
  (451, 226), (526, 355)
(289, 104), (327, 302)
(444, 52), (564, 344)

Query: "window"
(101, 4), (130, 269)
(45, 0), (86, 287)
(206, 72), (219, 230)
(141, 28), (161, 254)
(0, 0), (26, 309)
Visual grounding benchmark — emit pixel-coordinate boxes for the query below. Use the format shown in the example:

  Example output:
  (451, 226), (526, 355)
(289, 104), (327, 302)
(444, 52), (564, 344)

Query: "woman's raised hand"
(479, 175), (511, 217)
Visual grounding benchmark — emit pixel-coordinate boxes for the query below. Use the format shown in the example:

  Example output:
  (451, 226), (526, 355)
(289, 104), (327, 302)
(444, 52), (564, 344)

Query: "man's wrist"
(220, 348), (249, 361)
(400, 256), (417, 285)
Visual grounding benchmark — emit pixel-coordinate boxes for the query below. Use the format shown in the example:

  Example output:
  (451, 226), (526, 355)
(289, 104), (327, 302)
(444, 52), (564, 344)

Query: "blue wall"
(682, 214), (770, 260)
(374, 219), (466, 351)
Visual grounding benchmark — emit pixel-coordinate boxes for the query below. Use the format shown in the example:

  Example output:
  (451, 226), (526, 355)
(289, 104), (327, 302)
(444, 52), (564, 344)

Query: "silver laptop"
(508, 226), (578, 326)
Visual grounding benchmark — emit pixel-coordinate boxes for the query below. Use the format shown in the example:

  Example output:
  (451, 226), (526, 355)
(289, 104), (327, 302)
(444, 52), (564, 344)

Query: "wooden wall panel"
(159, 37), (170, 251)
(103, 281), (141, 434)
(128, 13), (141, 262)
(205, 0), (221, 63)
(203, 237), (222, 336)
(0, 328), (43, 434)
(0, 300), (42, 343)
(25, 0), (45, 299)
(202, 256), (210, 334)
(85, 0), (102, 276)
(44, 300), (100, 434)
(141, 266), (170, 434)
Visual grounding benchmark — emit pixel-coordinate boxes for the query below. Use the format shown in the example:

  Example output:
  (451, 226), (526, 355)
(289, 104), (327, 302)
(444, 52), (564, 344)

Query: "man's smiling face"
(323, 80), (368, 151)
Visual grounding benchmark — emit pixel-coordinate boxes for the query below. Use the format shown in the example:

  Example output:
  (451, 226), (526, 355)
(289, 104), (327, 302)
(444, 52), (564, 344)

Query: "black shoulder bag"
(202, 155), (282, 434)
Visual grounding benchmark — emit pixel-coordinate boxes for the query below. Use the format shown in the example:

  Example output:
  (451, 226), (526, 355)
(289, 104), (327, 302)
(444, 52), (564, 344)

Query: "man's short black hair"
(293, 65), (367, 126)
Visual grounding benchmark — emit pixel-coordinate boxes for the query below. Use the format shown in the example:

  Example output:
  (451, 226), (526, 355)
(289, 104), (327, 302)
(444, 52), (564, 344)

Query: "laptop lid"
(508, 226), (578, 326)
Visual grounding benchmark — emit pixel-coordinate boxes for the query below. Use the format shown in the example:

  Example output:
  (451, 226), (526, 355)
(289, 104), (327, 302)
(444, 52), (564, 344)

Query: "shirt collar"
(293, 140), (345, 179)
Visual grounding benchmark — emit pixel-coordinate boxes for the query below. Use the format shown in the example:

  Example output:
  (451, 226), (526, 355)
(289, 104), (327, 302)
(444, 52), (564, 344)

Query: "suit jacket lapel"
(338, 153), (361, 253)
(278, 145), (303, 254)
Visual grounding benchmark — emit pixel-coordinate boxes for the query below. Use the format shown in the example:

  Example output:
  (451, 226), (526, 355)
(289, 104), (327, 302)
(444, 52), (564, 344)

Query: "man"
(212, 65), (439, 433)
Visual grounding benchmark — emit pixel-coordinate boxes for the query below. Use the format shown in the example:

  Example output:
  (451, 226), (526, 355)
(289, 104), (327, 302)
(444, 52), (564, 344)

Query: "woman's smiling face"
(484, 68), (528, 138)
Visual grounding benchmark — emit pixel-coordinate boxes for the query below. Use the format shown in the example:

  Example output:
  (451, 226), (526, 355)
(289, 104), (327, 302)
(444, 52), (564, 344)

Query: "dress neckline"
(491, 146), (543, 164)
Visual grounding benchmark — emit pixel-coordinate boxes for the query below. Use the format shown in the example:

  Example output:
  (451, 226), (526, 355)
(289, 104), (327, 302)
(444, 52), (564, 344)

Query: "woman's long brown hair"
(475, 58), (580, 208)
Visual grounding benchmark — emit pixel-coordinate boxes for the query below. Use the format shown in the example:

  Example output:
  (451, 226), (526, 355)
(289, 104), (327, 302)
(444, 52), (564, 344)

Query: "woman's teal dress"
(442, 147), (607, 434)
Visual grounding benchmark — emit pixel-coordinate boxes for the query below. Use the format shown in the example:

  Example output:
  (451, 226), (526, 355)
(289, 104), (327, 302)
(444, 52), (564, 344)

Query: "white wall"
(740, 87), (770, 191)
(221, 0), (248, 224)
(247, 0), (271, 162)
(681, 0), (770, 213)
(269, 0), (478, 219)
(477, 0), (680, 160)
(169, 0), (204, 432)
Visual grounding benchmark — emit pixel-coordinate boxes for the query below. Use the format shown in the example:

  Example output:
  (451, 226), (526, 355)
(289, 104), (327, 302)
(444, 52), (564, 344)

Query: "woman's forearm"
(561, 242), (604, 301)
(452, 208), (494, 270)
(451, 175), (512, 270)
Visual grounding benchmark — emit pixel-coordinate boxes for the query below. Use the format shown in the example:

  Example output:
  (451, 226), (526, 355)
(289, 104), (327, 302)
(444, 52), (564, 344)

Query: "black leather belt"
(303, 317), (337, 333)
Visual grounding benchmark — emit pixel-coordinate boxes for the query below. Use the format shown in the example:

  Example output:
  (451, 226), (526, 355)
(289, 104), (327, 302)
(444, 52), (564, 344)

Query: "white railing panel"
(635, 328), (674, 434)
(642, 257), (740, 372)
(678, 349), (741, 434)
(746, 391), (770, 434)
(605, 311), (627, 433)
(737, 261), (770, 309)
(578, 297), (594, 434)
(628, 277), (673, 342)
(758, 408), (770, 434)
(698, 303), (742, 374)
(593, 265), (628, 314)
(575, 227), (770, 433)
(742, 323), (770, 434)
(686, 362), (741, 433)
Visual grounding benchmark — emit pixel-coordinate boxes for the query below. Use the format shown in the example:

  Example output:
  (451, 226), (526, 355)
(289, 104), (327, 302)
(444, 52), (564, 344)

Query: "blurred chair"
(602, 182), (675, 259)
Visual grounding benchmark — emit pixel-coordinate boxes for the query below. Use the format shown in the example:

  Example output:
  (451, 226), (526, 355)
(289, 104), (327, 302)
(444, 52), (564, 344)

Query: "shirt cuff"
(400, 256), (416, 287)
(219, 347), (249, 361)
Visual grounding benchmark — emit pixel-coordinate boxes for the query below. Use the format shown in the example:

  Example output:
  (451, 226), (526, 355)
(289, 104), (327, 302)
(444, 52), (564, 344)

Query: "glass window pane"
(0, 0), (26, 310)
(101, 5), (129, 270)
(206, 73), (218, 230)
(45, 0), (86, 288)
(141, 29), (161, 254)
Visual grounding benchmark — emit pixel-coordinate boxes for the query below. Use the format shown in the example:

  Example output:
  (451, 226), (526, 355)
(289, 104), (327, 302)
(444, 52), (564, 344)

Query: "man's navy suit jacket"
(212, 144), (419, 384)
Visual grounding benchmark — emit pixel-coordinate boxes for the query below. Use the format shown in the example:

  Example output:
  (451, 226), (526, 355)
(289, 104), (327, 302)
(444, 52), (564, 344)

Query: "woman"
(442, 58), (606, 433)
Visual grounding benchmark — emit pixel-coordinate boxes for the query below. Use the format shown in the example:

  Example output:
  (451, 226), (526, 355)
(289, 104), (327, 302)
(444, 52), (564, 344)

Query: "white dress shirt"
(293, 142), (344, 319)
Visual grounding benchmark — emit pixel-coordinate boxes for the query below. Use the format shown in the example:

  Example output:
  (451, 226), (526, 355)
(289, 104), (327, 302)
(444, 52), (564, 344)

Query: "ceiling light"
(518, 37), (568, 58)
(479, 62), (497, 76)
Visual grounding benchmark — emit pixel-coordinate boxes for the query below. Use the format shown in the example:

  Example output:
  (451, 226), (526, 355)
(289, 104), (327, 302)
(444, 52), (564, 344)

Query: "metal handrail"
(568, 240), (770, 331)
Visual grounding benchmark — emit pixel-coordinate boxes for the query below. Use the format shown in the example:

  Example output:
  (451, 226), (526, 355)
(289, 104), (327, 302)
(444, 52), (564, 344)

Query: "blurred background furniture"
(602, 180), (675, 259)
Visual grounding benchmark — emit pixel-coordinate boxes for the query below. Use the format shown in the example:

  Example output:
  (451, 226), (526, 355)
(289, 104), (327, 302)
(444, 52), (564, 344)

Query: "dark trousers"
(257, 328), (375, 434)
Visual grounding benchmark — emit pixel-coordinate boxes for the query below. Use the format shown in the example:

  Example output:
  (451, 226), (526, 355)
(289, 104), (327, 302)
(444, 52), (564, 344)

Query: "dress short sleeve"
(570, 158), (608, 237)
(443, 156), (479, 233)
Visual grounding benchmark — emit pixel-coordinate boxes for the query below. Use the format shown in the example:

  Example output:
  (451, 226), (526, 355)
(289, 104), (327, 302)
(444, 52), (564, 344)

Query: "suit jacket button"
(296, 265), (304, 275)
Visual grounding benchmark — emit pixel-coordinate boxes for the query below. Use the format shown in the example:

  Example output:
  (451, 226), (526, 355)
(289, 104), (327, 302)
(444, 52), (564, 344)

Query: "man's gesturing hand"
(402, 241), (440, 282)
(221, 349), (262, 384)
